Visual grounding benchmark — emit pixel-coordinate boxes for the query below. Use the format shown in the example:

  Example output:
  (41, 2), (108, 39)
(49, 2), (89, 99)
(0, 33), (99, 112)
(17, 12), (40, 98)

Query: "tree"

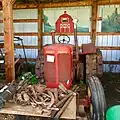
(102, 8), (120, 32)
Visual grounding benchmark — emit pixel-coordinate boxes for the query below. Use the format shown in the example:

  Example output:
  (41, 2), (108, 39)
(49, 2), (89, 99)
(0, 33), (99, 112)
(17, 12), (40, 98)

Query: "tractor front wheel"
(86, 76), (106, 120)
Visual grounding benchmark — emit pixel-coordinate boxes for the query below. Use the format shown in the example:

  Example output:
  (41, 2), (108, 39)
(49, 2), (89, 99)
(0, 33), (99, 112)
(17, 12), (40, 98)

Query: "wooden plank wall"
(0, 0), (120, 66)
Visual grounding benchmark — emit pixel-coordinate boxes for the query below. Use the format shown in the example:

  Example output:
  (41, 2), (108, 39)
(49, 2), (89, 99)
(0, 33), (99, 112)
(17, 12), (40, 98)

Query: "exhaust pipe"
(73, 18), (79, 61)
(51, 31), (55, 44)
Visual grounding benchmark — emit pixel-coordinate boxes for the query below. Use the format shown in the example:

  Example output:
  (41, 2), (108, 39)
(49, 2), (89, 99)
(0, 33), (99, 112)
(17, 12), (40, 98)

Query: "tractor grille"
(44, 55), (56, 82)
(58, 54), (70, 83)
(44, 54), (71, 84)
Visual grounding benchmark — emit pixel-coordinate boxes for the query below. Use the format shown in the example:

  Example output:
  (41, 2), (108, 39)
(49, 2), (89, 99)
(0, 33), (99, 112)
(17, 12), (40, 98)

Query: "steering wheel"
(58, 35), (70, 44)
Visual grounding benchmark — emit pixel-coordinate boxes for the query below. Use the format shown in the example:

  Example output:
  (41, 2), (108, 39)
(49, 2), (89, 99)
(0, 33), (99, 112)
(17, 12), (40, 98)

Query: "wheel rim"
(87, 87), (93, 117)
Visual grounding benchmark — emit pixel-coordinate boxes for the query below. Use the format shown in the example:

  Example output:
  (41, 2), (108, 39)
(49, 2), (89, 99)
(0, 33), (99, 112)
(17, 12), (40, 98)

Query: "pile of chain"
(12, 83), (74, 116)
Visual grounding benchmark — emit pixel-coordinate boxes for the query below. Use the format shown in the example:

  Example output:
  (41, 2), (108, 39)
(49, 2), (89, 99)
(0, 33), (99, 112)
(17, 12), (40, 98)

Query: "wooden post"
(38, 7), (43, 53)
(2, 0), (15, 82)
(91, 2), (98, 45)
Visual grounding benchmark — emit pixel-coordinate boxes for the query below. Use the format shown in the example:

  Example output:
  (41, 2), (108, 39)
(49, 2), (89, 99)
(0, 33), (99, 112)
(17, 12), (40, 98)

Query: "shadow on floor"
(100, 72), (120, 109)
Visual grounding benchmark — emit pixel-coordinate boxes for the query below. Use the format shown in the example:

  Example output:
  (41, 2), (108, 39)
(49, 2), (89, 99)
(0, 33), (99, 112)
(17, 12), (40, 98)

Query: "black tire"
(87, 77), (100, 120)
(15, 115), (26, 120)
(94, 76), (107, 119)
(86, 76), (106, 120)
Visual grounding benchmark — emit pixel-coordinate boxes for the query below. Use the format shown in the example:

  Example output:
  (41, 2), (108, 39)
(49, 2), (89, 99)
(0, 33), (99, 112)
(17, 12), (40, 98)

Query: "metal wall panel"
(13, 9), (38, 19)
(96, 35), (120, 47)
(43, 36), (91, 46)
(97, 5), (120, 72)
(15, 49), (38, 58)
(14, 9), (38, 59)
(14, 23), (38, 33)
(103, 64), (120, 73)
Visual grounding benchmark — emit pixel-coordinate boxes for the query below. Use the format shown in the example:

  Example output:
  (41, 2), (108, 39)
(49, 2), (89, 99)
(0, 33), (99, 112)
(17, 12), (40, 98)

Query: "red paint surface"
(56, 11), (74, 33)
(43, 44), (73, 89)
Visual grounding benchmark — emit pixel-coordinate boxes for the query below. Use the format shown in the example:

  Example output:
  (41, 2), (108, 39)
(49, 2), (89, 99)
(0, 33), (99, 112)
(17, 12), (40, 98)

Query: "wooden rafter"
(7, 1), (92, 9)
(0, 0), (119, 10)
(2, 0), (119, 9)
(97, 0), (120, 5)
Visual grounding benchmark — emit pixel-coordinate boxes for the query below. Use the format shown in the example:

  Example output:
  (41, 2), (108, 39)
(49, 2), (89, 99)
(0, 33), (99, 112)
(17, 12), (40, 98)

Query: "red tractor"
(36, 13), (106, 120)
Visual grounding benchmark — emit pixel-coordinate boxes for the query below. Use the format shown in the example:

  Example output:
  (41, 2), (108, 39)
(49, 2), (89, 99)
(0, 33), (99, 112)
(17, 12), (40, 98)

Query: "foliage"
(77, 27), (89, 32)
(18, 72), (39, 85)
(0, 73), (5, 80)
(102, 8), (120, 32)
(30, 74), (39, 85)
(43, 15), (49, 24)
(43, 14), (55, 32)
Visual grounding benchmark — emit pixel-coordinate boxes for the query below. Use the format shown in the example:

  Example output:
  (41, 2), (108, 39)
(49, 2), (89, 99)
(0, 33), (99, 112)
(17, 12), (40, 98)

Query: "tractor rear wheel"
(86, 76), (106, 120)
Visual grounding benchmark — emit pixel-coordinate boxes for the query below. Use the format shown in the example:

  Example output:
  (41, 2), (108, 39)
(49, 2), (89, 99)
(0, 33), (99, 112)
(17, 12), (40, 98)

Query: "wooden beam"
(38, 1), (92, 8)
(0, 31), (118, 37)
(38, 7), (43, 52)
(91, 1), (98, 44)
(13, 4), (38, 9)
(103, 61), (120, 64)
(0, 31), (119, 37)
(0, 32), (90, 36)
(97, 0), (120, 5)
(13, 32), (38, 36)
(43, 32), (91, 36)
(0, 0), (119, 10)
(97, 32), (120, 36)
(14, 45), (38, 49)
(97, 46), (120, 50)
(0, 19), (38, 23)
(12, 1), (120, 9)
(0, 32), (38, 36)
(0, 44), (38, 49)
(11, 1), (92, 9)
(2, 0), (15, 82)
